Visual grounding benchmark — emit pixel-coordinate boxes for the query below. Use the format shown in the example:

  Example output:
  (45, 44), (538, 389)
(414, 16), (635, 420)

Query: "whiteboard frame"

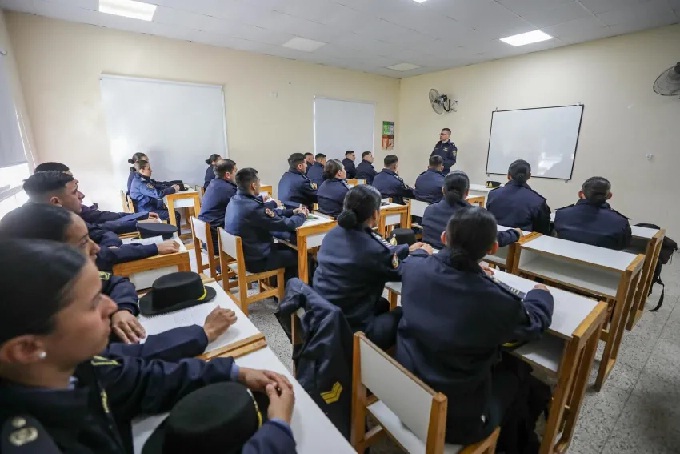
(312, 95), (376, 156)
(100, 73), (230, 159)
(484, 104), (584, 181)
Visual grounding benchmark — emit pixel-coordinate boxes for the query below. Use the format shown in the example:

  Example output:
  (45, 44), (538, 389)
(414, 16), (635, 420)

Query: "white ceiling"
(1, 0), (678, 77)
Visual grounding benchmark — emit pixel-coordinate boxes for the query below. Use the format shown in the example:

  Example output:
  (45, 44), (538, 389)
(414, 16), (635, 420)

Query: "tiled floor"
(190, 249), (680, 453)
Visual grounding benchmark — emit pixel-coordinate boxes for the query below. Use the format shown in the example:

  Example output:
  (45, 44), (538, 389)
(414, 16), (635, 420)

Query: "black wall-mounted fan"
(429, 89), (457, 114)
(653, 62), (680, 97)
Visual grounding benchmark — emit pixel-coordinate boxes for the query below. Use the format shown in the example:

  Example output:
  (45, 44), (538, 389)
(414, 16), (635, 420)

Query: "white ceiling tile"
(378, 10), (460, 40)
(578, 0), (649, 15)
(496, 0), (575, 15)
(153, 6), (210, 29)
(44, 0), (97, 10)
(509, 1), (594, 28)
(0, 0), (39, 13)
(445, 0), (535, 37)
(353, 18), (433, 46)
(542, 15), (606, 40)
(596, 0), (676, 27)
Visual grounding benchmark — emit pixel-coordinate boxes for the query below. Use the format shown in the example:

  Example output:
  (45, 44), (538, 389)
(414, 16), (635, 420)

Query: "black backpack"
(635, 223), (678, 311)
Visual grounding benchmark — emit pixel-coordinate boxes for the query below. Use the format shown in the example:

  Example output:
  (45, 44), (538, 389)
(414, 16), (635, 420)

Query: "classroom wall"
(0, 11), (34, 168)
(5, 12), (399, 208)
(397, 24), (680, 237)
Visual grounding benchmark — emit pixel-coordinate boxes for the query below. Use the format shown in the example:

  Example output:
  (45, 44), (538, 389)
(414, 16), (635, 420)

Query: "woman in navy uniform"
(0, 240), (296, 454)
(355, 151), (377, 184)
(277, 153), (318, 210)
(372, 155), (415, 205)
(126, 152), (183, 196)
(422, 170), (520, 250)
(414, 155), (445, 203)
(486, 159), (551, 234)
(554, 176), (631, 250)
(313, 185), (433, 349)
(396, 206), (554, 446)
(203, 154), (222, 190)
(0, 203), (237, 362)
(317, 159), (350, 218)
(129, 160), (181, 223)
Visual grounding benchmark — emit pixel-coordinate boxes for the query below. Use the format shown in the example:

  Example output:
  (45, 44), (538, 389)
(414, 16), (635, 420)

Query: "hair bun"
(205, 158), (212, 164)
(127, 158), (135, 164)
(337, 210), (358, 228)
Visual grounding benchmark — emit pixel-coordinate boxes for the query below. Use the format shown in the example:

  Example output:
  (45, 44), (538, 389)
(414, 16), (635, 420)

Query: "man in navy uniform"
(372, 155), (415, 205)
(431, 127), (458, 174)
(306, 153), (326, 187)
(554, 176), (631, 250)
(355, 151), (378, 184)
(198, 159), (238, 253)
(304, 152), (314, 174)
(414, 155), (446, 204)
(227, 167), (309, 281)
(342, 150), (357, 179)
(278, 153), (318, 210)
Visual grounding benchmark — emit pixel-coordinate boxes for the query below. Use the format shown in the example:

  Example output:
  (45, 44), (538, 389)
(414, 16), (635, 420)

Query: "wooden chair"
(346, 179), (366, 187)
(351, 332), (500, 454)
(120, 190), (135, 213)
(190, 216), (221, 280)
(218, 227), (285, 315)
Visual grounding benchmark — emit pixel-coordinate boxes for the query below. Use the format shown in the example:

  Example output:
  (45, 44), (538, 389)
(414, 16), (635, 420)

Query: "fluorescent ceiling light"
(386, 63), (420, 71)
(413, 0), (427, 3)
(500, 29), (552, 46)
(282, 37), (327, 52)
(99, 0), (156, 21)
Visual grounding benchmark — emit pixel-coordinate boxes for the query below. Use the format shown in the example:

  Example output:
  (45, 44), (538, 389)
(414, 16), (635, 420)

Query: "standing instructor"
(431, 127), (458, 174)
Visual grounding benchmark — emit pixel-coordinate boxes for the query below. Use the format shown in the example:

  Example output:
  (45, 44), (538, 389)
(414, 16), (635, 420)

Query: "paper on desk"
(122, 235), (164, 246)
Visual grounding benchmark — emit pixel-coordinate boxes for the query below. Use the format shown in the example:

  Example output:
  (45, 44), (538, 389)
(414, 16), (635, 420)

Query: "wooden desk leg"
(297, 234), (309, 284)
(167, 199), (178, 227)
(388, 289), (398, 310)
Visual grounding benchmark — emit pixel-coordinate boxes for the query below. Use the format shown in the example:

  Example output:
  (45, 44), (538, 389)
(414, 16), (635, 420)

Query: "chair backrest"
(218, 227), (241, 262)
(356, 334), (440, 442)
(190, 216), (209, 244)
(410, 199), (430, 218)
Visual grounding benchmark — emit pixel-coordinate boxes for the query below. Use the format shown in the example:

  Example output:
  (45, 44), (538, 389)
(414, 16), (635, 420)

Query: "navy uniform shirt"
(306, 162), (325, 187)
(486, 180), (551, 234)
(81, 210), (151, 235)
(554, 199), (631, 250)
(129, 173), (176, 214)
(395, 248), (554, 444)
(224, 190), (306, 265)
(414, 168), (445, 204)
(313, 225), (409, 332)
(431, 140), (458, 174)
(198, 178), (237, 229)
(277, 169), (318, 209)
(372, 169), (415, 205)
(355, 160), (378, 184)
(342, 158), (357, 179)
(422, 198), (520, 250)
(317, 178), (350, 217)
(203, 165), (215, 189)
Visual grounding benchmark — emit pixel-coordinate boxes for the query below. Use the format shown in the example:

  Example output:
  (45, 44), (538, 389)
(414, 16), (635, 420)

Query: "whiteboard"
(314, 97), (375, 161)
(485, 105), (584, 180)
(100, 75), (228, 188)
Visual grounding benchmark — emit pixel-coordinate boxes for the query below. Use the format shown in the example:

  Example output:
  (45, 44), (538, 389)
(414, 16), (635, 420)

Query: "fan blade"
(654, 67), (680, 96)
(431, 100), (444, 115)
(429, 89), (439, 103)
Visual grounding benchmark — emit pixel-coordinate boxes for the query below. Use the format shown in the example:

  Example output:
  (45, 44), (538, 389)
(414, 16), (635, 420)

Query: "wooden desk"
(378, 203), (410, 238)
(626, 226), (665, 330)
(469, 183), (492, 205)
(164, 190), (201, 228)
(295, 214), (337, 284)
(346, 179), (366, 187)
(385, 271), (608, 454)
(466, 194), (486, 206)
(131, 345), (355, 454)
(113, 240), (191, 290)
(260, 184), (273, 196)
(484, 227), (540, 272)
(515, 235), (644, 389)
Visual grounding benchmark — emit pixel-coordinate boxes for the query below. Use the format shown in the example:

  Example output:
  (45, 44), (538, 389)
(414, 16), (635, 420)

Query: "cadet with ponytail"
(317, 159), (349, 217)
(396, 206), (554, 447)
(486, 159), (551, 234)
(554, 176), (631, 250)
(313, 185), (433, 349)
(422, 170), (521, 250)
(203, 154), (222, 189)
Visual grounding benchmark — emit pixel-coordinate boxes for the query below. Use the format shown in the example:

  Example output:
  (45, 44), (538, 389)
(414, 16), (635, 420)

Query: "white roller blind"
(314, 97), (375, 161)
(0, 53), (27, 168)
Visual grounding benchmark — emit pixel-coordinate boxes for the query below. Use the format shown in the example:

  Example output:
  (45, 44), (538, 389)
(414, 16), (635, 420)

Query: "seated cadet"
(126, 152), (184, 196)
(203, 153), (222, 190)
(355, 150), (378, 184)
(313, 185), (433, 349)
(226, 167), (308, 281)
(317, 159), (350, 218)
(304, 152), (315, 174)
(278, 153), (318, 210)
(0, 203), (236, 360)
(342, 150), (357, 179)
(396, 206), (554, 446)
(23, 171), (179, 272)
(130, 159), (182, 224)
(0, 239), (295, 454)
(414, 155), (446, 203)
(372, 154), (415, 205)
(486, 159), (551, 234)
(198, 159), (238, 254)
(554, 176), (632, 250)
(422, 171), (521, 250)
(307, 153), (326, 187)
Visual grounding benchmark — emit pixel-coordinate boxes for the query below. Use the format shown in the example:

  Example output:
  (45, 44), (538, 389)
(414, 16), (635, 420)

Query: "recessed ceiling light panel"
(282, 37), (327, 52)
(500, 29), (552, 46)
(386, 63), (421, 71)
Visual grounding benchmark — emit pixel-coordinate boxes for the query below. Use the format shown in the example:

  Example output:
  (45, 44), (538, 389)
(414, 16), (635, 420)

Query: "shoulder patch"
(146, 183), (155, 189)
(265, 208), (276, 218)
(371, 232), (393, 250)
(2, 415), (59, 452)
(91, 356), (119, 367)
(311, 183), (318, 190)
(98, 271), (111, 280)
(392, 253), (399, 269)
